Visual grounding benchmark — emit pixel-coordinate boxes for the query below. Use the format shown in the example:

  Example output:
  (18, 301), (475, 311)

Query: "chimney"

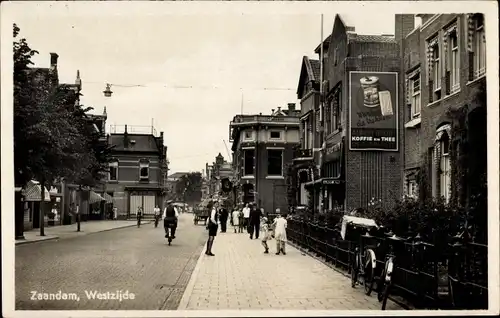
(287, 103), (296, 111)
(124, 125), (129, 148)
(50, 53), (59, 70)
(395, 14), (415, 44)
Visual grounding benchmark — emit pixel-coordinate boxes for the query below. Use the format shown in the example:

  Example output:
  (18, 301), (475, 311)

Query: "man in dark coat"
(219, 205), (229, 233)
(248, 204), (262, 239)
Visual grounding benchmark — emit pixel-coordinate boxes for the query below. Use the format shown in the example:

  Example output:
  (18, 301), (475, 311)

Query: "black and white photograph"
(1, 1), (498, 317)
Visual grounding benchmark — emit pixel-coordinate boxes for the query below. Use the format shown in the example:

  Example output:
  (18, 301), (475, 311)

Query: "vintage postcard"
(1, 1), (498, 317)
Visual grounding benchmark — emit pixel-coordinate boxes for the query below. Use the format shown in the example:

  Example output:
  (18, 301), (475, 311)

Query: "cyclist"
(163, 200), (179, 240)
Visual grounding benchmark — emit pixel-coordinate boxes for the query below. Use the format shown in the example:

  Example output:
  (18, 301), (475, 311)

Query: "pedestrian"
(248, 204), (262, 239)
(113, 206), (118, 220)
(260, 217), (273, 254)
(205, 200), (219, 256)
(272, 210), (288, 255)
(231, 206), (241, 233)
(136, 206), (143, 227)
(242, 203), (251, 233)
(163, 200), (179, 239)
(219, 204), (229, 233)
(154, 205), (161, 228)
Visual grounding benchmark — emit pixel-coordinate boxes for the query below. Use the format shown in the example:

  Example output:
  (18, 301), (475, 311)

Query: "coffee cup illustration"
(360, 76), (380, 108)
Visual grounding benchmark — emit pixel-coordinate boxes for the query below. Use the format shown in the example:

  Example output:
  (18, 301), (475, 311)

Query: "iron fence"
(286, 218), (488, 309)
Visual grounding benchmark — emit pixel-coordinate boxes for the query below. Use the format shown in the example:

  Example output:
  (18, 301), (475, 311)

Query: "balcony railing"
(293, 148), (313, 159)
(231, 115), (300, 125)
(110, 125), (160, 137)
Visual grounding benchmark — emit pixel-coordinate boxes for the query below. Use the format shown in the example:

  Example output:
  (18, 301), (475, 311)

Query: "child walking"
(231, 207), (241, 233)
(272, 211), (287, 255)
(261, 217), (273, 253)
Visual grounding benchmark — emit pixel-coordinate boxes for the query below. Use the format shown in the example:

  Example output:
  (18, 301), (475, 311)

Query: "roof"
(347, 33), (396, 44)
(314, 34), (331, 53)
(296, 56), (320, 98)
(168, 172), (189, 179)
(109, 134), (161, 153)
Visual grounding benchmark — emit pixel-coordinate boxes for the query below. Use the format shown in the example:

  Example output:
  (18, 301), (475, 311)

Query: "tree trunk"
(77, 186), (82, 232)
(40, 178), (46, 236)
(15, 190), (25, 239)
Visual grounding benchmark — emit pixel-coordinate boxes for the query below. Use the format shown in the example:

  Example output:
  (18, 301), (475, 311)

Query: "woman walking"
(205, 201), (219, 256)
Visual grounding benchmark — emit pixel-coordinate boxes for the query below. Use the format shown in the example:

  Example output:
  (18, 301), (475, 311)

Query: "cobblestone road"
(179, 230), (403, 310)
(15, 213), (206, 310)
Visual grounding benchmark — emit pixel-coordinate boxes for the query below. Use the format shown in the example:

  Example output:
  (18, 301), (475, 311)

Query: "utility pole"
(319, 13), (324, 214)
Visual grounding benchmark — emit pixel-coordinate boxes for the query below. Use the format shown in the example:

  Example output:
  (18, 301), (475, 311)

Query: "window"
(473, 14), (486, 78)
(139, 160), (149, 180)
(267, 149), (283, 176)
(109, 161), (118, 181)
(270, 131), (281, 139)
(432, 40), (441, 100)
(243, 149), (254, 176)
(449, 29), (460, 92)
(406, 178), (418, 198)
(409, 72), (421, 117)
(244, 131), (253, 140)
(330, 89), (341, 132)
(440, 133), (451, 202)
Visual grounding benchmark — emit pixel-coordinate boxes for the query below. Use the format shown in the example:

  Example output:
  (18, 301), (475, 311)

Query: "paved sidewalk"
(178, 230), (404, 311)
(15, 220), (152, 245)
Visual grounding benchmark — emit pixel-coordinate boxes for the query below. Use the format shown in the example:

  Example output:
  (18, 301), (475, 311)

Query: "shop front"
(321, 138), (345, 211)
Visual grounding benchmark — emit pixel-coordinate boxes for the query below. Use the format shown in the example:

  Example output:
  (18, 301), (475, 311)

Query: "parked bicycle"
(341, 215), (379, 295)
(376, 232), (406, 310)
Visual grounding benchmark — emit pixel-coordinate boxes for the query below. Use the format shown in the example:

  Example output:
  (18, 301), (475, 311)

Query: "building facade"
(230, 104), (301, 214)
(401, 13), (486, 208)
(105, 125), (168, 219)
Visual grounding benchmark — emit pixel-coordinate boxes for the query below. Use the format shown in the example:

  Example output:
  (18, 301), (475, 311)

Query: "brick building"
(230, 105), (300, 214)
(105, 125), (168, 219)
(401, 13), (486, 206)
(302, 14), (408, 212)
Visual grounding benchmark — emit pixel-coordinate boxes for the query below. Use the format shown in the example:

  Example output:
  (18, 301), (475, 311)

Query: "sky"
(9, 3), (399, 174)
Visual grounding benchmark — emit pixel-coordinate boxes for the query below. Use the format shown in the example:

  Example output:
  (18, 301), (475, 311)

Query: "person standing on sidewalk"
(231, 206), (241, 233)
(205, 201), (219, 256)
(136, 206), (143, 228)
(219, 205), (229, 233)
(272, 210), (287, 255)
(248, 204), (262, 239)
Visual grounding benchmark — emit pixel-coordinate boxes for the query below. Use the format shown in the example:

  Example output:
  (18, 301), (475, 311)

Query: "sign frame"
(348, 71), (399, 152)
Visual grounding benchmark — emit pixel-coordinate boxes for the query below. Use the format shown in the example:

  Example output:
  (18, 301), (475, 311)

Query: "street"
(15, 214), (206, 310)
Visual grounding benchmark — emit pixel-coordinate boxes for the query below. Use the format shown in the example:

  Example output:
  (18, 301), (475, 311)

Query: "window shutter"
(428, 80), (434, 103)
(445, 71), (451, 95)
(468, 51), (475, 81)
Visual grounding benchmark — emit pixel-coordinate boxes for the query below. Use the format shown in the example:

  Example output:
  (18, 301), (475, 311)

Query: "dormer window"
(139, 159), (149, 180)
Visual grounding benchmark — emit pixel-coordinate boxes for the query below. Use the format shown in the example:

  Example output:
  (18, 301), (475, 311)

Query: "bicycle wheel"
(351, 252), (359, 288)
(381, 283), (391, 310)
(364, 257), (375, 295)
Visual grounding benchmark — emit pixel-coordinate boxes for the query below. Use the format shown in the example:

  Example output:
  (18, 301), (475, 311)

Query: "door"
(130, 195), (142, 216)
(142, 195), (156, 216)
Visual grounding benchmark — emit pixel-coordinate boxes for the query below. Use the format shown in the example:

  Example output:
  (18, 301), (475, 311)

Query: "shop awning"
(22, 180), (51, 202)
(102, 192), (114, 204)
(89, 191), (105, 204)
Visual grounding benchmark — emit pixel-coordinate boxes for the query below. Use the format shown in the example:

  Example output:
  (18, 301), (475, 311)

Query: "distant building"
(229, 104), (300, 214)
(105, 125), (168, 219)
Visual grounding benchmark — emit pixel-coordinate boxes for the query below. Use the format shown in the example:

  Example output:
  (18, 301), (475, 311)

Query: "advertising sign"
(349, 72), (398, 151)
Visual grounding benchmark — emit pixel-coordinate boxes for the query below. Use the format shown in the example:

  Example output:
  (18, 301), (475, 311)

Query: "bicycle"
(351, 231), (378, 296)
(376, 232), (406, 310)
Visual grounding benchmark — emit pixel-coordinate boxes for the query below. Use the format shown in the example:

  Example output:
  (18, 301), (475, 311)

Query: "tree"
(175, 172), (203, 204)
(14, 24), (112, 236)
